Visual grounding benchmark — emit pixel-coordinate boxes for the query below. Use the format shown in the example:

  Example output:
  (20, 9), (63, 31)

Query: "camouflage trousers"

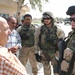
(40, 51), (57, 75)
(19, 46), (38, 75)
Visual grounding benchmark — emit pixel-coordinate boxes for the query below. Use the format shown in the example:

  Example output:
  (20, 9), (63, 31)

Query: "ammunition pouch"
(61, 60), (69, 72)
(20, 33), (30, 40)
(64, 48), (73, 62)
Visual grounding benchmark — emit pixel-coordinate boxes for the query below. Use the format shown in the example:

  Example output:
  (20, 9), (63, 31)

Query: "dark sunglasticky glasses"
(69, 18), (75, 22)
(43, 17), (52, 20)
(11, 22), (17, 24)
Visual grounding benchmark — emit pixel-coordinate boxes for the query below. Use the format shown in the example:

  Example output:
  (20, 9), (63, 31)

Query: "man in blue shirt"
(5, 16), (22, 57)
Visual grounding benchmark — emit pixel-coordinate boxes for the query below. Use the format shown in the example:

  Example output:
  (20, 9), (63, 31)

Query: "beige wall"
(0, 0), (29, 19)
(0, 5), (16, 16)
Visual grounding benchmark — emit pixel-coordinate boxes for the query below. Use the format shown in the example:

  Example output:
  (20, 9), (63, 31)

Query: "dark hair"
(6, 16), (15, 21)
(23, 14), (32, 19)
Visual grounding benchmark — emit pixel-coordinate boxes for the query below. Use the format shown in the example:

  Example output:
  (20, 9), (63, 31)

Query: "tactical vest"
(20, 25), (35, 47)
(67, 31), (75, 51)
(58, 31), (75, 75)
(66, 32), (75, 75)
(38, 25), (58, 55)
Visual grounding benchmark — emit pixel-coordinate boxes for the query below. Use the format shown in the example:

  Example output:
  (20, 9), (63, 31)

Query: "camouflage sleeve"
(63, 34), (75, 62)
(56, 26), (65, 39)
(34, 26), (41, 54)
(67, 34), (75, 52)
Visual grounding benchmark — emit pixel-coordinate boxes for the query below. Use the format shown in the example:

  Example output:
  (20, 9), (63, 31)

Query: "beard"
(72, 28), (75, 32)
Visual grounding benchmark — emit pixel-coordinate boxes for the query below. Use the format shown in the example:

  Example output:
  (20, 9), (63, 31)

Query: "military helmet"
(66, 6), (75, 16)
(42, 11), (54, 19)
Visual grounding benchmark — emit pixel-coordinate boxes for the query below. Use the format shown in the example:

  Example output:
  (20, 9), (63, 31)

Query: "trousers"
(40, 51), (57, 75)
(19, 46), (38, 75)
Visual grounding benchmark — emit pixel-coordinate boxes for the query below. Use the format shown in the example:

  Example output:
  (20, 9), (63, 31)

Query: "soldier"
(17, 14), (38, 75)
(61, 6), (75, 75)
(35, 11), (65, 75)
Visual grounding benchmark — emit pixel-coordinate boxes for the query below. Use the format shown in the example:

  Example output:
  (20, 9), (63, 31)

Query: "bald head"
(0, 16), (6, 21)
(0, 17), (9, 31)
(0, 17), (11, 46)
(0, 17), (7, 27)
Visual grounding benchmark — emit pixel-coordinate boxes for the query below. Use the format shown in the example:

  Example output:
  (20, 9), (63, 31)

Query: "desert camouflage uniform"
(61, 31), (75, 75)
(61, 5), (75, 75)
(18, 24), (38, 75)
(35, 24), (65, 75)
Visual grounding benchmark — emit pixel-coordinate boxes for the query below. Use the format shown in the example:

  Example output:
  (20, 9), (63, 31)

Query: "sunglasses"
(69, 18), (75, 22)
(11, 22), (17, 24)
(43, 17), (51, 20)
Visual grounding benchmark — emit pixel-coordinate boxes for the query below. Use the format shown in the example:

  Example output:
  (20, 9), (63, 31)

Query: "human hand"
(8, 46), (18, 53)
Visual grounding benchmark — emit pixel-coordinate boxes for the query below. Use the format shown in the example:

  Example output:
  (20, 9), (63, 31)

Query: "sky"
(25, 0), (75, 19)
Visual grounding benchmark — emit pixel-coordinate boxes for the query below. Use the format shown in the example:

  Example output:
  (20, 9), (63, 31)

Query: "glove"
(35, 53), (42, 62)
(61, 60), (69, 72)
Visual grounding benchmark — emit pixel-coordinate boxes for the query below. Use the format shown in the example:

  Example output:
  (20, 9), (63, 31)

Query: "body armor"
(38, 25), (58, 55)
(20, 25), (35, 47)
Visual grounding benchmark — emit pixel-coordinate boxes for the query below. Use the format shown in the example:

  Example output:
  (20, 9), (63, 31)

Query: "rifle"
(58, 32), (75, 75)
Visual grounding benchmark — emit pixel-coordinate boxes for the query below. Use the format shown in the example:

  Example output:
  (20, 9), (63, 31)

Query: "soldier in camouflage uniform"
(17, 14), (38, 75)
(35, 11), (65, 75)
(61, 6), (75, 75)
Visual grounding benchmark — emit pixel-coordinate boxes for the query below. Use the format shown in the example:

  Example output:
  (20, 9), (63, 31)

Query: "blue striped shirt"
(5, 29), (22, 51)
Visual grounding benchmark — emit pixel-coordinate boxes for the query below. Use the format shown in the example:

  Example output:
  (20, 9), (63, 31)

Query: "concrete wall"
(0, 0), (29, 19)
